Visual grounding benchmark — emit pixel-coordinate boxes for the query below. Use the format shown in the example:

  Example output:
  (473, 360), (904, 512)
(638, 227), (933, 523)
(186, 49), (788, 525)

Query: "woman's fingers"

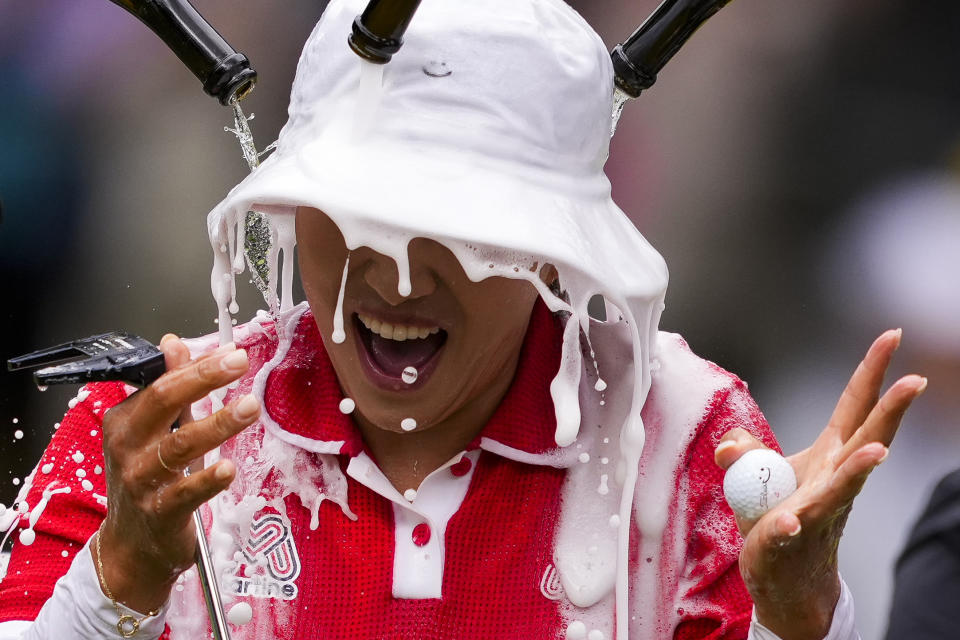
(159, 334), (192, 371)
(159, 335), (202, 427)
(831, 374), (926, 469)
(827, 442), (887, 509)
(119, 346), (250, 445)
(714, 427), (769, 470)
(156, 394), (260, 473)
(153, 459), (237, 524)
(827, 329), (900, 441)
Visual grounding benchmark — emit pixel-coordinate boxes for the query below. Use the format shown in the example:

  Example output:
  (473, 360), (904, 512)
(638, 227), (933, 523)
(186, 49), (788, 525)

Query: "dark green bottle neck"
(348, 0), (423, 64)
(108, 0), (256, 104)
(612, 0), (732, 98)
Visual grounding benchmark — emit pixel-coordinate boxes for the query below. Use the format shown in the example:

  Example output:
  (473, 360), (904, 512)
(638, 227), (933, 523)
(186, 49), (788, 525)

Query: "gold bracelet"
(94, 523), (160, 638)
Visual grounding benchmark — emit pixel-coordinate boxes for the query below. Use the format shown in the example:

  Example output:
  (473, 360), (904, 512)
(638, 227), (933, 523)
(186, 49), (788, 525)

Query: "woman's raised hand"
(95, 335), (260, 613)
(715, 329), (926, 640)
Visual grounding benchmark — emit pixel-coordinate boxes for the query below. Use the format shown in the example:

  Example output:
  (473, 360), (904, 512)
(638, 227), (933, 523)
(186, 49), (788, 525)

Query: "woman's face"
(295, 207), (541, 435)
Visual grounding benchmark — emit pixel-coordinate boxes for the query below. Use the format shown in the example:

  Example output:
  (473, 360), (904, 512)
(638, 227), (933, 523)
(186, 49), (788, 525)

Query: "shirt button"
(412, 523), (431, 547)
(450, 457), (472, 477)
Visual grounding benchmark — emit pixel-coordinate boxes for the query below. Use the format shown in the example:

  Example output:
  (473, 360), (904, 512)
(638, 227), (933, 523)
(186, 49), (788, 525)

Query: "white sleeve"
(748, 576), (859, 640)
(0, 539), (168, 640)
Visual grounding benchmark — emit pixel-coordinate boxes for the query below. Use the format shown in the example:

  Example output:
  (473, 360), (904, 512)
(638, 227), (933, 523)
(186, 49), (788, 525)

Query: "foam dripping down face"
(294, 207), (542, 436)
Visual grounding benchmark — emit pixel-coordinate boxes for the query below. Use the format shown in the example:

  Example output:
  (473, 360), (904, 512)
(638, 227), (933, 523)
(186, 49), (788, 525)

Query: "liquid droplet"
(565, 621), (587, 640)
(41, 464), (54, 474)
(332, 253), (351, 344)
(13, 430), (23, 440)
(594, 379), (607, 392)
(227, 602), (253, 625)
(598, 474), (609, 495)
(608, 514), (620, 528)
(403, 489), (417, 501)
(401, 366), (418, 384)
(401, 418), (417, 432)
(339, 398), (356, 414)
(19, 529), (36, 546)
(72, 452), (84, 464)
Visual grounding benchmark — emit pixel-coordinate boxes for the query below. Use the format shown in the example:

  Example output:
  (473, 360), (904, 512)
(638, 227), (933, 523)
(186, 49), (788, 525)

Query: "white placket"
(345, 449), (480, 599)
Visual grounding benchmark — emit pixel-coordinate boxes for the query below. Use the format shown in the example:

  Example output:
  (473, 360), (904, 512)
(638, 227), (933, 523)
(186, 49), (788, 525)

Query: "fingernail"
(787, 521), (802, 537)
(233, 394), (259, 419)
(916, 377), (929, 396)
(877, 446), (890, 465)
(215, 461), (233, 480)
(221, 349), (248, 372)
(213, 342), (236, 356)
(715, 440), (738, 456)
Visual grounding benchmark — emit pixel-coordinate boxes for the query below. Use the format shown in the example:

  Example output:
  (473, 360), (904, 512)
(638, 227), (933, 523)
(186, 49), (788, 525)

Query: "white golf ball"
(723, 448), (797, 520)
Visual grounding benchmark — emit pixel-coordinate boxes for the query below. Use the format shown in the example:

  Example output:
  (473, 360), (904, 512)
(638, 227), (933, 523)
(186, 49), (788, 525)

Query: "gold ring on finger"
(156, 441), (182, 474)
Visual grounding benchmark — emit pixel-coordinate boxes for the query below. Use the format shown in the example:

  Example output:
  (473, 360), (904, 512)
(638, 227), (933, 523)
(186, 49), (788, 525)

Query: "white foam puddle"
(401, 366), (418, 384)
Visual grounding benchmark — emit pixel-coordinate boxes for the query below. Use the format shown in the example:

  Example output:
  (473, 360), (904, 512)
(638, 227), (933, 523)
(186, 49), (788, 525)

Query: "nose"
(362, 249), (437, 305)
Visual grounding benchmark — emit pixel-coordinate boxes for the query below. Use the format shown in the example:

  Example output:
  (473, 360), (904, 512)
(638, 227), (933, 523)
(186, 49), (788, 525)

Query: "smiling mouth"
(354, 313), (448, 388)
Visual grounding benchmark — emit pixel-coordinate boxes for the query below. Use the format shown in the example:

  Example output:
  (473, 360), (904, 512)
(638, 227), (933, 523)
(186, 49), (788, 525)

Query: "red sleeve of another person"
(673, 378), (781, 640)
(0, 382), (125, 623)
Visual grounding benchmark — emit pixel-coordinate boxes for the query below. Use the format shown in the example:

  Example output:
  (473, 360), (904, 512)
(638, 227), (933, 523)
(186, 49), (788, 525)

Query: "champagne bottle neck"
(612, 0), (732, 98)
(348, 0), (423, 64)
(108, 0), (256, 104)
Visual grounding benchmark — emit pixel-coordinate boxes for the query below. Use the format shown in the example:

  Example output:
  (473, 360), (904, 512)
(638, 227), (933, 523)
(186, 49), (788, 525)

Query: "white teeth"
(357, 313), (440, 342)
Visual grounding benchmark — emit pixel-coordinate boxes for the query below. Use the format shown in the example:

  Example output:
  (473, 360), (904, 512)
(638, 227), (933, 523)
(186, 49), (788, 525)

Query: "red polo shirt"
(0, 302), (771, 639)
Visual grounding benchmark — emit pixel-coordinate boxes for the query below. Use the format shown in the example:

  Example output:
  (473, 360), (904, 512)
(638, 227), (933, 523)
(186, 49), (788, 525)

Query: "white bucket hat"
(208, 0), (667, 327)
(208, 0), (668, 445)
